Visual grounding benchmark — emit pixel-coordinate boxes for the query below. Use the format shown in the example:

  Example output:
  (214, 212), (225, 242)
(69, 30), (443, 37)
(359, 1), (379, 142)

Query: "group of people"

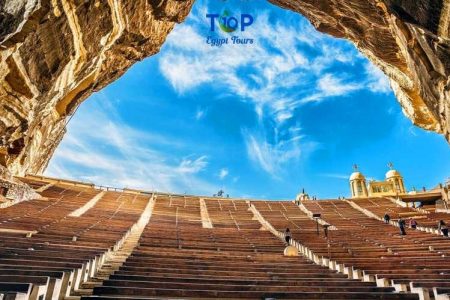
(384, 213), (449, 237)
(283, 214), (450, 247)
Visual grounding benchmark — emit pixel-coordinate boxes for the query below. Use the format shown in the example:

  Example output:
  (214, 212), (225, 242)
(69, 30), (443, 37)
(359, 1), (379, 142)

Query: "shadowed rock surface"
(0, 0), (448, 176)
(0, 0), (195, 175)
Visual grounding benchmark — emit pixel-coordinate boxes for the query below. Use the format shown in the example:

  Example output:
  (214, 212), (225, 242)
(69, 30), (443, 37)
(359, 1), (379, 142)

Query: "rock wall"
(0, 0), (194, 175)
(0, 0), (448, 176)
(0, 165), (40, 205)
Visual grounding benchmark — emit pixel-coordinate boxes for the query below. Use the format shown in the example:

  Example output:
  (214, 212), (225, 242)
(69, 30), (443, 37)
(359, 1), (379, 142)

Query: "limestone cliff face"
(270, 0), (450, 142)
(0, 0), (449, 176)
(0, 0), (194, 175)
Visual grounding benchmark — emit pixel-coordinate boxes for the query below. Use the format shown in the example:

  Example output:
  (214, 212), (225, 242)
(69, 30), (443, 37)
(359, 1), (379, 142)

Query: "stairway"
(64, 195), (155, 300)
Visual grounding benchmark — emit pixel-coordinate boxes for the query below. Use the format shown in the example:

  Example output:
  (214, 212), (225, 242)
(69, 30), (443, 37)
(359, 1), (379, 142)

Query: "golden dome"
(386, 169), (401, 179)
(284, 245), (299, 256)
(350, 172), (365, 181)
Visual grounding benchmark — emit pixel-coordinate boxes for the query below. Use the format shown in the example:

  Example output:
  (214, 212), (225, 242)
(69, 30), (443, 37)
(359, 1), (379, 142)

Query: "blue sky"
(45, 0), (450, 199)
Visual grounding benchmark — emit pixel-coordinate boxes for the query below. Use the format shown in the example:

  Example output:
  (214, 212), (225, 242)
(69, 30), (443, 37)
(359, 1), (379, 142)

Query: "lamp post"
(312, 213), (321, 235)
(323, 224), (329, 238)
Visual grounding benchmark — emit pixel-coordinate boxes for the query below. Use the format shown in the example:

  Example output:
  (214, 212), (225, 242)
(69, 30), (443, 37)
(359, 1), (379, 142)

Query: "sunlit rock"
(0, 0), (194, 175)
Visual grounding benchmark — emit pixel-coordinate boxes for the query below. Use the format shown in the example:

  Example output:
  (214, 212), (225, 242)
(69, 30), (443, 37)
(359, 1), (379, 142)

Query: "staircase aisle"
(64, 195), (155, 300)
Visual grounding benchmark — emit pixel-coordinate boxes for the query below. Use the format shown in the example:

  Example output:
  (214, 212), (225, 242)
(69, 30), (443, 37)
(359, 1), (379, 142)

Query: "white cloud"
(160, 7), (393, 123)
(195, 108), (206, 120)
(159, 11), (331, 126)
(159, 11), (327, 177)
(45, 97), (214, 195)
(320, 173), (349, 180)
(365, 62), (391, 94)
(302, 73), (363, 103)
(218, 168), (229, 180)
(177, 156), (208, 174)
(408, 126), (418, 137)
(157, 7), (392, 178)
(387, 107), (395, 115)
(244, 134), (277, 174)
(243, 129), (303, 177)
(319, 74), (362, 96)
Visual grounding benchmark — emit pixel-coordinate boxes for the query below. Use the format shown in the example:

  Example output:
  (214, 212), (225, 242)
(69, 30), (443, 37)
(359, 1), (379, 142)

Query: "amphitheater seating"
(80, 195), (415, 299)
(350, 197), (427, 219)
(256, 199), (450, 299)
(205, 198), (261, 229)
(352, 197), (450, 231)
(4, 176), (450, 299)
(0, 180), (148, 300)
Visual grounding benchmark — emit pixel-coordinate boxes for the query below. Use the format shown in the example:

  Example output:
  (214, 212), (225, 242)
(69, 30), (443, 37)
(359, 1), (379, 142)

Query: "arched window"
(351, 182), (356, 196)
(357, 181), (363, 194)
(394, 179), (400, 192)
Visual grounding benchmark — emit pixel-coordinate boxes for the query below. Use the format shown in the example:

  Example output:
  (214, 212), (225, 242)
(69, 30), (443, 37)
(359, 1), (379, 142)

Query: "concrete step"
(64, 296), (81, 300)
(86, 278), (103, 283)
(61, 198), (155, 300)
(112, 252), (130, 256)
(96, 271), (114, 277)
(110, 259), (127, 263)
(96, 272), (114, 277)
(107, 256), (128, 260)
(100, 264), (120, 268)
(80, 281), (103, 289)
(99, 266), (120, 271)
(93, 276), (109, 281)
(71, 288), (93, 296)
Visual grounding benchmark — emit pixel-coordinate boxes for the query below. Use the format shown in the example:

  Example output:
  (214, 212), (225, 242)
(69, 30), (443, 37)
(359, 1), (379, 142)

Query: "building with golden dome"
(385, 169), (406, 194)
(295, 188), (310, 202)
(349, 169), (369, 198)
(349, 164), (406, 198)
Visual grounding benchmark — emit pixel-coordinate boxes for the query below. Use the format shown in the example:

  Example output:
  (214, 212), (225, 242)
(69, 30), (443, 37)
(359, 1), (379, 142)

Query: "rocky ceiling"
(0, 0), (449, 176)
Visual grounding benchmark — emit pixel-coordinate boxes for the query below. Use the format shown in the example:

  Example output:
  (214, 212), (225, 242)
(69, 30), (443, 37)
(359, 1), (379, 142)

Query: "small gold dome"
(386, 169), (401, 179)
(284, 245), (299, 256)
(349, 172), (365, 181)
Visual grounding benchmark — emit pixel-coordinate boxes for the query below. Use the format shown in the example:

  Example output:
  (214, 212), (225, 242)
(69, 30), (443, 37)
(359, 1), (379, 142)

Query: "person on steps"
(398, 217), (406, 235)
(384, 213), (391, 224)
(284, 228), (292, 244)
(409, 218), (417, 229)
(438, 220), (449, 237)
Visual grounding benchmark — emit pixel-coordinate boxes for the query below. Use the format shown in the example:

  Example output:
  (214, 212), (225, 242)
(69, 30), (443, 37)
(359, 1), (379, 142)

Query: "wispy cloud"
(218, 168), (229, 180)
(195, 107), (206, 120)
(158, 6), (392, 177)
(177, 156), (208, 174)
(365, 62), (391, 94)
(320, 173), (350, 180)
(159, 11), (327, 125)
(242, 128), (307, 177)
(302, 73), (363, 103)
(408, 126), (418, 137)
(45, 95), (215, 194)
(159, 8), (389, 124)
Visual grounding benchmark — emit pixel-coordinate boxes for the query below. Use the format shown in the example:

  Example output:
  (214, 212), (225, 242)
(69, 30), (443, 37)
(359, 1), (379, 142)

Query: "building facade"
(350, 166), (406, 198)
